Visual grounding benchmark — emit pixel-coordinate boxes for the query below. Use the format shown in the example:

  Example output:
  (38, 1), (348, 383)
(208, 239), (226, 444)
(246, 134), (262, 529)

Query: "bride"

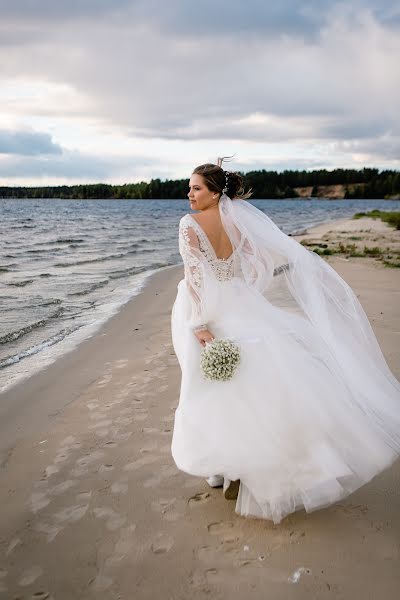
(170, 157), (400, 525)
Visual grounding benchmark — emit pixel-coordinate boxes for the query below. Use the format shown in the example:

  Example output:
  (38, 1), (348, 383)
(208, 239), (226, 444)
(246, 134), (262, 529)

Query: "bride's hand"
(194, 328), (214, 347)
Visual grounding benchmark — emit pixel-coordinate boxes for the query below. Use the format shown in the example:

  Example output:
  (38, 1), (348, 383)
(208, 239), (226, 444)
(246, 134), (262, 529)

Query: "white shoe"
(206, 475), (224, 488)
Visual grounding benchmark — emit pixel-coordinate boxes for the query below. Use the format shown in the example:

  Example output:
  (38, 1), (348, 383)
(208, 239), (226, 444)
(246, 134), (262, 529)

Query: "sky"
(0, 0), (399, 186)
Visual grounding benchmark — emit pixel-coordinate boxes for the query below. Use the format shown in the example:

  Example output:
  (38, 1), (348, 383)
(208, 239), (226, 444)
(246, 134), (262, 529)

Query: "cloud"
(0, 0), (399, 182)
(0, 129), (62, 156)
(0, 150), (168, 184)
(1, 3), (398, 139)
(1, 1), (399, 36)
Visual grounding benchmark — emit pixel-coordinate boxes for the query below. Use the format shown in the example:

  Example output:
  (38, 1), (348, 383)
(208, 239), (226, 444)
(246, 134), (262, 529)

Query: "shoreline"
(0, 212), (366, 396)
(0, 264), (183, 468)
(1, 214), (399, 598)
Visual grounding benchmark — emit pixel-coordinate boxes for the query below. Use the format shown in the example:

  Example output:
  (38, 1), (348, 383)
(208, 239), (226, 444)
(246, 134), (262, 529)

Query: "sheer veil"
(218, 192), (400, 447)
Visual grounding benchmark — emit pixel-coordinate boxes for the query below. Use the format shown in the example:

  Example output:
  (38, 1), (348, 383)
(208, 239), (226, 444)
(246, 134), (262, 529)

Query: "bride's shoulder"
(179, 213), (194, 227)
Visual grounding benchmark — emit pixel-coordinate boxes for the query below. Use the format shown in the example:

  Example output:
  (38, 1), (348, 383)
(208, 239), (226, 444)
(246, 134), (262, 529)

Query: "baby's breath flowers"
(200, 339), (241, 381)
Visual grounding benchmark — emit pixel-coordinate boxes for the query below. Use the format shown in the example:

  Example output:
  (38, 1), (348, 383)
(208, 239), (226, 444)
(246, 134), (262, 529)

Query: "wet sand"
(0, 216), (399, 599)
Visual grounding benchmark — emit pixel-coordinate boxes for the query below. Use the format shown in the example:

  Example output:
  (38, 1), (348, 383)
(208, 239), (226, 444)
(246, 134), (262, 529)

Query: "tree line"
(1, 167), (399, 199)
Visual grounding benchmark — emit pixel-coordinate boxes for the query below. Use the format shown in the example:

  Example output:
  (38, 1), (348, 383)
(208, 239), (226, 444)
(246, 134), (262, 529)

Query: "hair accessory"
(222, 170), (230, 194)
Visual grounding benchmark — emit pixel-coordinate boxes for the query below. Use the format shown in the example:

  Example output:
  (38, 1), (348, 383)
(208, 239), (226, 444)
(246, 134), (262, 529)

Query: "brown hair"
(192, 156), (252, 200)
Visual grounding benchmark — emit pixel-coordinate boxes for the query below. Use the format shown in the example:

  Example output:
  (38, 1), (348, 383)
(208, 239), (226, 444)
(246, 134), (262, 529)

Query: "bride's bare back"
(190, 209), (233, 260)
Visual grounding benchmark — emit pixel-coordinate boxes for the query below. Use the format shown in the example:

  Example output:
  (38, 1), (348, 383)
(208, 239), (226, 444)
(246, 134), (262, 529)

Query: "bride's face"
(188, 174), (218, 211)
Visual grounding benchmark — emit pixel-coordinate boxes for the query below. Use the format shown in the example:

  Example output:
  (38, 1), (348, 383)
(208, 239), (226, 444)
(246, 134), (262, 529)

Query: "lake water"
(1, 197), (399, 393)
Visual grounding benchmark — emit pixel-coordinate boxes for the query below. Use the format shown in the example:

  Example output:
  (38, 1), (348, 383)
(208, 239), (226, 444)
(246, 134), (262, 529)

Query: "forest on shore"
(1, 167), (399, 200)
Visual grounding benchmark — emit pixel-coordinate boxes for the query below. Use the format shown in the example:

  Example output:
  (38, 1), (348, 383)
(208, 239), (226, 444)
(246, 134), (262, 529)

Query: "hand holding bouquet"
(200, 338), (241, 382)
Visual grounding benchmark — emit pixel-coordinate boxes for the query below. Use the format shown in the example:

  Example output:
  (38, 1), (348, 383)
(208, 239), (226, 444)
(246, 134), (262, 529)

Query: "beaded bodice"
(179, 214), (234, 282)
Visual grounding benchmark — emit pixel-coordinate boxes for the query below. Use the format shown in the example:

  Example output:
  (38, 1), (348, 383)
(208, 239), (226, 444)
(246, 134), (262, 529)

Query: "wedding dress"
(170, 193), (400, 524)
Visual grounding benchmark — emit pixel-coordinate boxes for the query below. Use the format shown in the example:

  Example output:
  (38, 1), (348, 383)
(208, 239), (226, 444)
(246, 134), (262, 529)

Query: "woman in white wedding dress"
(170, 158), (400, 525)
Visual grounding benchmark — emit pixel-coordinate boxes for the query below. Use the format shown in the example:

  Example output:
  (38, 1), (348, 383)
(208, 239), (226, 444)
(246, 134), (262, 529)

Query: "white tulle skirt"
(170, 276), (400, 524)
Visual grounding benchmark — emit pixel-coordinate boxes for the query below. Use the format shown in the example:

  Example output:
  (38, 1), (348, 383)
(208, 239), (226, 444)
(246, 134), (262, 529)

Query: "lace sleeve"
(178, 215), (209, 330)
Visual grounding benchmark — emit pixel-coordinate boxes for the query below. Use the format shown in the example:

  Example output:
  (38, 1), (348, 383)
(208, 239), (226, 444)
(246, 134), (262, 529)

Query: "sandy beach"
(0, 214), (399, 599)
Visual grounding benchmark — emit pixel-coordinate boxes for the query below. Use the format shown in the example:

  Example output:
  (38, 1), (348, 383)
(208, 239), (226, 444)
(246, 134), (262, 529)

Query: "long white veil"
(218, 193), (400, 447)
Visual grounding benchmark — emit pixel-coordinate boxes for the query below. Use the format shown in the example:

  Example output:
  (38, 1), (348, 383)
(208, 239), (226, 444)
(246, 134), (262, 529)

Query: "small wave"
(0, 325), (81, 369)
(68, 278), (110, 297)
(0, 263), (17, 272)
(54, 253), (126, 267)
(0, 306), (64, 344)
(108, 261), (170, 281)
(39, 273), (54, 277)
(55, 238), (85, 244)
(0, 297), (62, 313)
(31, 238), (86, 246)
(7, 279), (34, 287)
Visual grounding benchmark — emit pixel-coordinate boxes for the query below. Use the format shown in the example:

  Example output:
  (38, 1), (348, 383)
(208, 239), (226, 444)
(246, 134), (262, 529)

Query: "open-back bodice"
(180, 214), (235, 282)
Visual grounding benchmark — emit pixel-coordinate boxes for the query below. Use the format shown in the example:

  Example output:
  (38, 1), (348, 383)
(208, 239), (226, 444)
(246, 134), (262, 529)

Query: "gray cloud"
(1, 1), (398, 36)
(333, 135), (400, 161)
(0, 0), (399, 178)
(0, 150), (164, 181)
(0, 129), (62, 156)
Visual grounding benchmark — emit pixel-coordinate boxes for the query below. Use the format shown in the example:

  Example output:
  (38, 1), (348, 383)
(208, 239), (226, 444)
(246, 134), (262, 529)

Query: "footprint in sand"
(89, 574), (113, 591)
(93, 428), (111, 438)
(141, 426), (159, 434)
(142, 475), (162, 488)
(86, 401), (100, 410)
(77, 450), (105, 465)
(34, 521), (63, 543)
(123, 454), (159, 471)
(104, 440), (118, 449)
(104, 527), (137, 568)
(119, 406), (134, 415)
(71, 450), (105, 475)
(54, 503), (89, 525)
(53, 450), (71, 464)
(89, 413), (110, 424)
(113, 359), (129, 369)
(207, 521), (241, 542)
(111, 481), (129, 494)
(18, 565), (43, 586)
(44, 465), (59, 478)
(150, 533), (175, 554)
(151, 497), (177, 513)
(76, 491), (92, 502)
(93, 506), (127, 531)
(96, 375), (113, 388)
(115, 416), (133, 426)
(98, 463), (115, 473)
(30, 491), (51, 513)
(6, 537), (21, 556)
(188, 492), (210, 506)
(59, 436), (82, 451)
(88, 419), (113, 430)
(139, 442), (158, 454)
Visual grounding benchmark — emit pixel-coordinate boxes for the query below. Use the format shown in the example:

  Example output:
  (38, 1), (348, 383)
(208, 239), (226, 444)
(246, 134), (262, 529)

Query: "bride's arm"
(179, 217), (215, 346)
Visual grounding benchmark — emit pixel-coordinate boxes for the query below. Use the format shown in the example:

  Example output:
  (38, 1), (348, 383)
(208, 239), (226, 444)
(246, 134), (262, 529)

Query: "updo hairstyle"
(192, 156), (252, 200)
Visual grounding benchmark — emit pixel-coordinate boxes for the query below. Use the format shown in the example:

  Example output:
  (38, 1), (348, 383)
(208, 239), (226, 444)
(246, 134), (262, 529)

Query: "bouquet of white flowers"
(200, 338), (241, 382)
